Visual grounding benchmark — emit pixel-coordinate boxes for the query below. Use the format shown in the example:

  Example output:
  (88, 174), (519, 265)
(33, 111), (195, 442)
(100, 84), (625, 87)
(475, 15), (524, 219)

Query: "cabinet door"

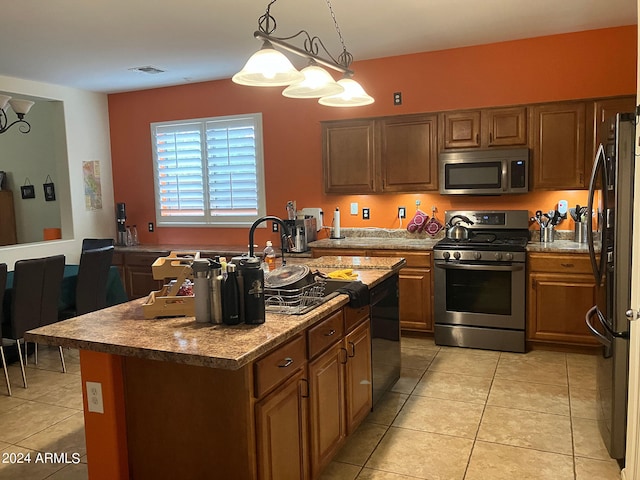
(399, 266), (433, 332)
(308, 342), (346, 478)
(255, 368), (309, 480)
(0, 191), (17, 246)
(322, 120), (376, 194)
(378, 114), (438, 192)
(531, 102), (587, 189)
(441, 111), (481, 148)
(345, 319), (372, 434)
(483, 107), (527, 146)
(527, 272), (599, 345)
(591, 96), (636, 157)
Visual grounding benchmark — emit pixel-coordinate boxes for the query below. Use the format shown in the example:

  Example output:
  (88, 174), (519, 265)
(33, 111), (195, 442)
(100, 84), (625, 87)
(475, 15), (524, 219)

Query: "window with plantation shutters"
(151, 113), (266, 227)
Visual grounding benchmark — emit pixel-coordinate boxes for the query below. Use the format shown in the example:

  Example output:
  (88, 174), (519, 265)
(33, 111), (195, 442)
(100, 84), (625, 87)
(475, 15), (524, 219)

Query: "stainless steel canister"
(191, 259), (211, 323)
(208, 260), (224, 324)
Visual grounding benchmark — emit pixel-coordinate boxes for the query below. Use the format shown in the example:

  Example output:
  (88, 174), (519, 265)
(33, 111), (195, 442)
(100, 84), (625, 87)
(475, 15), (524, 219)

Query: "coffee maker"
(116, 202), (127, 246)
(284, 217), (317, 253)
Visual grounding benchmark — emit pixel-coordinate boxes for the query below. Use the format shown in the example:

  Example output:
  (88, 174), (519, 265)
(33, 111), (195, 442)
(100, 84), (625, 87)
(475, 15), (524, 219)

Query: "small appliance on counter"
(116, 202), (127, 246)
(284, 217), (317, 253)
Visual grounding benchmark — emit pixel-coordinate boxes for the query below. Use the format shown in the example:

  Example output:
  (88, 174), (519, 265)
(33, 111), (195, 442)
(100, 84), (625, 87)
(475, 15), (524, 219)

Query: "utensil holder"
(540, 225), (555, 243)
(574, 222), (588, 244)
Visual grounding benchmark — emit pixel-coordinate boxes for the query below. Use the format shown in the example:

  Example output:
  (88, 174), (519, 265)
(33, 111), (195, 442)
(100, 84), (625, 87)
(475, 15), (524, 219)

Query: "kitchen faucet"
(248, 216), (293, 265)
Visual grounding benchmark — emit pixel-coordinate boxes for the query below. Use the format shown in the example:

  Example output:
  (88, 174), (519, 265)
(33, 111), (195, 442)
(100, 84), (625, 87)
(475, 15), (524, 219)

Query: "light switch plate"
(350, 203), (358, 215)
(86, 381), (104, 414)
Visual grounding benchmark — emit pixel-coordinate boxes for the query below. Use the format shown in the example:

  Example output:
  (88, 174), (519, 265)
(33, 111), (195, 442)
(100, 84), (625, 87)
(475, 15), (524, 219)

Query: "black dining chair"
(0, 263), (11, 396)
(7, 255), (65, 390)
(60, 245), (115, 319)
(81, 238), (115, 252)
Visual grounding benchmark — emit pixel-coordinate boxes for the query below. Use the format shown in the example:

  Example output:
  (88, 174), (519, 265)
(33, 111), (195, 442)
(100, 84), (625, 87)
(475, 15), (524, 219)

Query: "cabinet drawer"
(528, 253), (592, 274)
(369, 250), (430, 268)
(125, 252), (169, 266)
(345, 305), (369, 333)
(254, 335), (306, 398)
(112, 252), (124, 265)
(307, 310), (345, 359)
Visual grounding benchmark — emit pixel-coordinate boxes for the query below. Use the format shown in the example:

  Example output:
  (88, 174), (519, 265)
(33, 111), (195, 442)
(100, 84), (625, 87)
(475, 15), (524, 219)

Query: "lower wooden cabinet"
(527, 253), (600, 347)
(255, 368), (309, 480)
(345, 319), (373, 433)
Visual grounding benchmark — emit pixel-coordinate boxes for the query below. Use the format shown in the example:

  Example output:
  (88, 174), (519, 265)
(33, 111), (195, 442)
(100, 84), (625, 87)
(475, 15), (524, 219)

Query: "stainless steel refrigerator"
(585, 112), (635, 462)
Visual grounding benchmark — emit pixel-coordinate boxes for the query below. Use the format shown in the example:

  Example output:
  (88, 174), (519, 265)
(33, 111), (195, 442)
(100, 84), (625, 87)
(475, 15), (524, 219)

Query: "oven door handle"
(435, 263), (524, 272)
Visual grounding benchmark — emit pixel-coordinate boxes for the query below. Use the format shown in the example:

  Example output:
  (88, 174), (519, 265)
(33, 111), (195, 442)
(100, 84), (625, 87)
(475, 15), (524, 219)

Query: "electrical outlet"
(398, 207), (406, 219)
(272, 222), (279, 232)
(393, 92), (402, 105)
(362, 208), (370, 220)
(148, 222), (154, 232)
(86, 381), (104, 414)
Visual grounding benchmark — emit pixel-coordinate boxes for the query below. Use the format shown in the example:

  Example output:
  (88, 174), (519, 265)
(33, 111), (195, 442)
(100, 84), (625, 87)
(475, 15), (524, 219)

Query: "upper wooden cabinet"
(322, 114), (439, 194)
(440, 107), (527, 149)
(322, 119), (376, 194)
(530, 101), (589, 189)
(378, 114), (438, 192)
(591, 96), (636, 157)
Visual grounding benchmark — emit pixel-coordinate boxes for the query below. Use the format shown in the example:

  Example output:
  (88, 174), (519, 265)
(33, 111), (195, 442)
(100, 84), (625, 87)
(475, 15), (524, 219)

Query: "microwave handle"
(502, 162), (508, 192)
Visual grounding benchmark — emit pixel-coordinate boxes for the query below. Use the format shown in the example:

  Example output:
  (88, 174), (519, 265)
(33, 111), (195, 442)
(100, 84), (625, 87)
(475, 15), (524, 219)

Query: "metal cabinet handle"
(560, 263), (575, 268)
(489, 132), (493, 143)
(348, 341), (356, 358)
(340, 348), (348, 365)
(324, 329), (336, 337)
(476, 133), (480, 144)
(277, 357), (293, 368)
(300, 378), (309, 398)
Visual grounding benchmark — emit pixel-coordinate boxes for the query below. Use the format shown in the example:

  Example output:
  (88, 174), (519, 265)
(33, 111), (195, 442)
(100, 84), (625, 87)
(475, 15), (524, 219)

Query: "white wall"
(0, 75), (115, 268)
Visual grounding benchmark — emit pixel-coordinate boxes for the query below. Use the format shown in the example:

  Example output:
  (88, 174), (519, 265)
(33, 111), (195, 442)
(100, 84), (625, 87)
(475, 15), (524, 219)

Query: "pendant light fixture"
(232, 0), (374, 107)
(0, 94), (34, 134)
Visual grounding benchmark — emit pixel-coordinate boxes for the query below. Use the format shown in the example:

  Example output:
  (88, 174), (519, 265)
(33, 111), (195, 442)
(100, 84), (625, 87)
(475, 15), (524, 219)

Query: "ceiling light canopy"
(0, 94), (34, 135)
(232, 0), (374, 107)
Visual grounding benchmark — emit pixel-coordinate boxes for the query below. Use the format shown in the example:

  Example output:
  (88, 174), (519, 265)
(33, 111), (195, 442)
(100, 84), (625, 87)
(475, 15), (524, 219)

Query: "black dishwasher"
(370, 274), (400, 405)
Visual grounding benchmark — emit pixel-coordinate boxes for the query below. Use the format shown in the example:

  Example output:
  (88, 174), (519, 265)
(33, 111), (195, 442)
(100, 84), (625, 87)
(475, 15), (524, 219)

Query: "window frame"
(150, 112), (266, 228)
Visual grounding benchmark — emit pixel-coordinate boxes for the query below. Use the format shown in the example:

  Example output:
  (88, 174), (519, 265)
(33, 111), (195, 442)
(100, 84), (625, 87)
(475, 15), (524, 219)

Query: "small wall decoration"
(20, 178), (35, 199)
(43, 175), (56, 201)
(83, 160), (103, 210)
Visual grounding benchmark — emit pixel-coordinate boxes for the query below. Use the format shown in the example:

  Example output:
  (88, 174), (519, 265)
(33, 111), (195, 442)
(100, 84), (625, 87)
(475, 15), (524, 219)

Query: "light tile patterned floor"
(321, 337), (623, 480)
(0, 339), (623, 480)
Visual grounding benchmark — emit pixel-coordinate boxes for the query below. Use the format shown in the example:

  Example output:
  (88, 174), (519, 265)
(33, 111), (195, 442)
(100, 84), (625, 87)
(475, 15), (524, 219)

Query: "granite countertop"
(25, 257), (404, 371)
(115, 244), (314, 259)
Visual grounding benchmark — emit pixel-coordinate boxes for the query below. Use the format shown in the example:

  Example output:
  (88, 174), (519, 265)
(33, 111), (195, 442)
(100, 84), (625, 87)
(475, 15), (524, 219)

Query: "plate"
(265, 264), (311, 288)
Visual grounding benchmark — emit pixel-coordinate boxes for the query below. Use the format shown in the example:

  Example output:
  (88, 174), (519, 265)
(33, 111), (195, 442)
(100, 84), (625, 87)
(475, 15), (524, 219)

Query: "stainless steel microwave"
(439, 148), (529, 195)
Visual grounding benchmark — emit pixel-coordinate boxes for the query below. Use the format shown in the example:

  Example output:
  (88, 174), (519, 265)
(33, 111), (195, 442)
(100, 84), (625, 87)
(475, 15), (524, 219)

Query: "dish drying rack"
(264, 280), (327, 315)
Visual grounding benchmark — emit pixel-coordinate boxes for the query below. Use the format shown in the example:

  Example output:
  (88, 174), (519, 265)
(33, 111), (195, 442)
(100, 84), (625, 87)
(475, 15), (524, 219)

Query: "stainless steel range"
(433, 210), (530, 353)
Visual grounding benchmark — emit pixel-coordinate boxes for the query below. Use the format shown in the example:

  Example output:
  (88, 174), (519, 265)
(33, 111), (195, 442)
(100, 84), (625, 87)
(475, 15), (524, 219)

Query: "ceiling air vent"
(129, 66), (165, 74)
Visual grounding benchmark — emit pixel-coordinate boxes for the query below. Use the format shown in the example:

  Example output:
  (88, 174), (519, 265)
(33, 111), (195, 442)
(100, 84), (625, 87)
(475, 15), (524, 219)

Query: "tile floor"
(0, 339), (624, 480)
(0, 346), (87, 480)
(320, 336), (623, 480)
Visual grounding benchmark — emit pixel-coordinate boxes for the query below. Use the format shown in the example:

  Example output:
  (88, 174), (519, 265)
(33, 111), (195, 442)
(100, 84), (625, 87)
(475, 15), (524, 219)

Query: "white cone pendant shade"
(282, 65), (345, 98)
(8, 99), (34, 116)
(232, 43), (304, 87)
(318, 78), (374, 107)
(0, 95), (10, 111)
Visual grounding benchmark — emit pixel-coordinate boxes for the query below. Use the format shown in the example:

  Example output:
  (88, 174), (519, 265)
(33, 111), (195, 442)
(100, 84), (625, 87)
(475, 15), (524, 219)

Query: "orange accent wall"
(109, 26), (637, 247)
(80, 350), (129, 480)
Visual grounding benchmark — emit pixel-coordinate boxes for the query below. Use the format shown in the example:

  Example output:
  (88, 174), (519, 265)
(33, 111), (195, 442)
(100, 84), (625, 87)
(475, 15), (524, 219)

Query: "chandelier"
(0, 94), (34, 135)
(232, 0), (374, 107)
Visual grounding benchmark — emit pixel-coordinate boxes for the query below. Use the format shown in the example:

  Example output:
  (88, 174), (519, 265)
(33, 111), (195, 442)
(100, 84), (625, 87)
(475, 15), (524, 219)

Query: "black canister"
(233, 256), (265, 325)
(222, 264), (241, 325)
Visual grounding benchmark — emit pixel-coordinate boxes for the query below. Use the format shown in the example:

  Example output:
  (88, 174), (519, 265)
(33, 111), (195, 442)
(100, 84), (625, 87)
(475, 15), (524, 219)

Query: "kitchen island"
(25, 257), (404, 480)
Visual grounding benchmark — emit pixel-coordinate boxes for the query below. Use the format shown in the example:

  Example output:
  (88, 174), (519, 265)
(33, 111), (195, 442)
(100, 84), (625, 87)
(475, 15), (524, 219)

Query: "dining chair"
(81, 238), (115, 252)
(60, 245), (115, 318)
(0, 263), (11, 396)
(7, 255), (65, 389)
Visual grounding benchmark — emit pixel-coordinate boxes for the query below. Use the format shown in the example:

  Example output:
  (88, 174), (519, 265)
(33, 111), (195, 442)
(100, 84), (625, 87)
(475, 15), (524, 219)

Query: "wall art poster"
(83, 160), (103, 210)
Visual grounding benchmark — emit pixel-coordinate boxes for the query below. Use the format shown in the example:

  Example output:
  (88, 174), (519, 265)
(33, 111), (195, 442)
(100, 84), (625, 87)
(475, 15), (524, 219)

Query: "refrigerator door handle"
(587, 144), (608, 285)
(585, 306), (612, 348)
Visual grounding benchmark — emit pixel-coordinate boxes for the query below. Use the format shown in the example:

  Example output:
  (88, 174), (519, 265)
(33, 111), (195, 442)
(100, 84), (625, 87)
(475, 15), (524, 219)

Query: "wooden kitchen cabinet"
(344, 318), (372, 433)
(527, 253), (600, 347)
(530, 101), (590, 189)
(591, 95), (636, 156)
(312, 248), (368, 258)
(255, 368), (309, 480)
(322, 114), (439, 194)
(123, 251), (169, 299)
(0, 190), (17, 246)
(322, 119), (376, 194)
(378, 114), (438, 192)
(440, 107), (527, 149)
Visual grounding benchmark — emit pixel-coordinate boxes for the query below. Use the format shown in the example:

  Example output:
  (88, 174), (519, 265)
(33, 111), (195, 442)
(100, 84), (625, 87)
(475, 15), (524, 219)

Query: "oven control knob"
(495, 252), (503, 261)
(473, 252), (481, 260)
(453, 251), (461, 260)
(442, 251), (450, 260)
(505, 252), (514, 261)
